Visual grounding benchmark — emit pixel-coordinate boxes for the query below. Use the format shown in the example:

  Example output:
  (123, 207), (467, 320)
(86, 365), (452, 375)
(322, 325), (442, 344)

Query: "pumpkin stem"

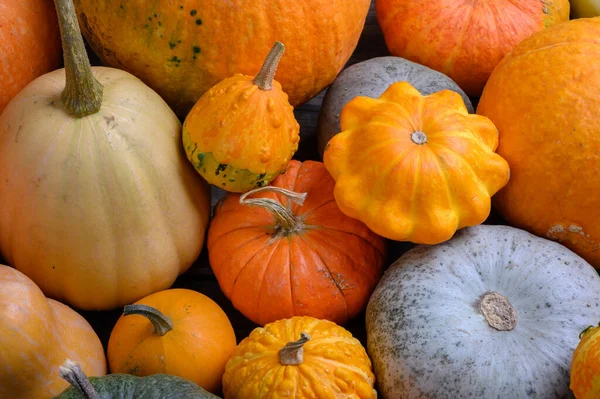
(579, 325), (596, 339)
(253, 42), (285, 91)
(239, 186), (307, 234)
(124, 304), (174, 336)
(479, 292), (517, 331)
(59, 359), (101, 399)
(279, 332), (310, 365)
(54, 0), (103, 117)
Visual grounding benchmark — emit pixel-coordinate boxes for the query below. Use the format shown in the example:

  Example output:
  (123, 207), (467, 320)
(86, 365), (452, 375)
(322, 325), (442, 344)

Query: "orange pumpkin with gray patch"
(207, 160), (387, 326)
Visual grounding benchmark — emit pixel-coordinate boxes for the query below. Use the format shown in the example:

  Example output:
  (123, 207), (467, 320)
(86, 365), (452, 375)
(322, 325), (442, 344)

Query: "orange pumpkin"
(73, 0), (371, 115)
(0, 265), (106, 398)
(323, 81), (510, 244)
(0, 0), (61, 113)
(222, 316), (377, 398)
(476, 17), (600, 268)
(107, 288), (237, 394)
(207, 160), (386, 326)
(571, 323), (600, 398)
(375, 0), (569, 97)
(183, 42), (300, 193)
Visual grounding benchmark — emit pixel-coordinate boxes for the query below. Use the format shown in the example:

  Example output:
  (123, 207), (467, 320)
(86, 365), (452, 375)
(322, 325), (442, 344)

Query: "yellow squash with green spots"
(183, 42), (300, 193)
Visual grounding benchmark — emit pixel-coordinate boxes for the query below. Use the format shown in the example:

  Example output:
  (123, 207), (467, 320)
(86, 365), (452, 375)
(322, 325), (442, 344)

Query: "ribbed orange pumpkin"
(222, 316), (377, 399)
(0, 0), (61, 113)
(571, 323), (600, 399)
(477, 17), (600, 268)
(376, 0), (569, 97)
(323, 81), (510, 244)
(73, 0), (371, 115)
(0, 265), (106, 398)
(207, 160), (386, 326)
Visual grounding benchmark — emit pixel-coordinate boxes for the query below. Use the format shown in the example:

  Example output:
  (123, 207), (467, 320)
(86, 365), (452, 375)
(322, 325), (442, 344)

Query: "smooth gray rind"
(366, 224), (600, 399)
(317, 56), (474, 158)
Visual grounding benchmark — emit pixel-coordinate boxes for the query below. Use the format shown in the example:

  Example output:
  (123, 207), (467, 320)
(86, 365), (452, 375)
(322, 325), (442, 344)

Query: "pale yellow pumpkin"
(0, 0), (211, 310)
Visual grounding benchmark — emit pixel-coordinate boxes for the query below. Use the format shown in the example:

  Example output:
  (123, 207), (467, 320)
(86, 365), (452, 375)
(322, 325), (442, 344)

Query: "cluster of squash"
(2, 0), (600, 398)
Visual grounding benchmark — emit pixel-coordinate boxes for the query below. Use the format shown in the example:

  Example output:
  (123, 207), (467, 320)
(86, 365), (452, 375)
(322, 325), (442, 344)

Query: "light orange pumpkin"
(476, 17), (600, 268)
(183, 42), (300, 193)
(73, 0), (371, 116)
(323, 81), (510, 244)
(375, 0), (569, 97)
(0, 0), (211, 310)
(207, 160), (386, 326)
(107, 288), (237, 394)
(0, 265), (107, 398)
(222, 316), (377, 399)
(0, 0), (62, 113)
(571, 322), (600, 399)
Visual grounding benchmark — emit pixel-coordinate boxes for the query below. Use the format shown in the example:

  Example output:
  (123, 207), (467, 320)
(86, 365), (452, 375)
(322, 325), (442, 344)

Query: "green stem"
(279, 332), (310, 365)
(253, 42), (285, 91)
(239, 186), (307, 234)
(124, 304), (174, 336)
(59, 359), (100, 399)
(54, 0), (103, 117)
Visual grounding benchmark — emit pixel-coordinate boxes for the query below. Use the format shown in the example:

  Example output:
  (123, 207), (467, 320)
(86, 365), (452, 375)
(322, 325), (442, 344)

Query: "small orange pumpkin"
(207, 160), (386, 326)
(570, 323), (600, 398)
(323, 81), (510, 244)
(222, 316), (377, 399)
(106, 288), (237, 394)
(183, 41), (300, 193)
(0, 264), (106, 398)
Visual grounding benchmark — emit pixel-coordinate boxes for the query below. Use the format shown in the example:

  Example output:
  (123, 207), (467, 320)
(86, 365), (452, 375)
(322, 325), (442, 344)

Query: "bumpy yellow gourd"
(183, 42), (300, 193)
(323, 81), (510, 244)
(222, 316), (377, 399)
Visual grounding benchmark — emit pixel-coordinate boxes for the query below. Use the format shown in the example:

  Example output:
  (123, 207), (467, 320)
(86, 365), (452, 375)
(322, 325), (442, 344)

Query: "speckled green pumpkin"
(317, 56), (473, 158)
(54, 373), (221, 399)
(366, 224), (600, 399)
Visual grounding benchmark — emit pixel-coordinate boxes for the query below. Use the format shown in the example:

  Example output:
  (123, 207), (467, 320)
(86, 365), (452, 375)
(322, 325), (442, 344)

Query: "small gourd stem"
(59, 359), (101, 399)
(253, 42), (285, 91)
(239, 186), (307, 233)
(124, 304), (173, 336)
(579, 322), (600, 339)
(279, 332), (310, 365)
(54, 0), (103, 117)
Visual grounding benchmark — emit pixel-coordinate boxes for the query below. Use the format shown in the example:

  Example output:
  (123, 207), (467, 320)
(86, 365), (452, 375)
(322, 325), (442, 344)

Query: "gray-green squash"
(316, 56), (473, 158)
(366, 224), (600, 399)
(54, 360), (221, 399)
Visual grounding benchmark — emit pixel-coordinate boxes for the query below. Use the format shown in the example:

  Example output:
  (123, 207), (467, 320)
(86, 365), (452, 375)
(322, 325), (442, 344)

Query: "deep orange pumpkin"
(72, 0), (371, 115)
(375, 0), (569, 97)
(207, 160), (387, 326)
(0, 0), (61, 113)
(571, 323), (600, 398)
(476, 17), (600, 268)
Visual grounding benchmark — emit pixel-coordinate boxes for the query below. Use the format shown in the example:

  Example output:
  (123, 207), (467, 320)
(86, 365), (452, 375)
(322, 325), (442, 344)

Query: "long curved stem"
(54, 0), (103, 117)
(239, 186), (307, 234)
(253, 42), (285, 91)
(124, 304), (174, 336)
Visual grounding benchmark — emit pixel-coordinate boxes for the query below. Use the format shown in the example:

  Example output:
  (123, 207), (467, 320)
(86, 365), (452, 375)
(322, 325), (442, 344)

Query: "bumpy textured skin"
(317, 56), (474, 157)
(183, 73), (300, 193)
(376, 0), (569, 97)
(0, 0), (61, 113)
(0, 67), (211, 310)
(54, 373), (221, 399)
(208, 160), (386, 326)
(73, 0), (371, 115)
(0, 265), (106, 398)
(323, 81), (509, 244)
(366, 224), (600, 399)
(571, 324), (600, 398)
(477, 18), (600, 269)
(107, 289), (237, 394)
(222, 316), (377, 399)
